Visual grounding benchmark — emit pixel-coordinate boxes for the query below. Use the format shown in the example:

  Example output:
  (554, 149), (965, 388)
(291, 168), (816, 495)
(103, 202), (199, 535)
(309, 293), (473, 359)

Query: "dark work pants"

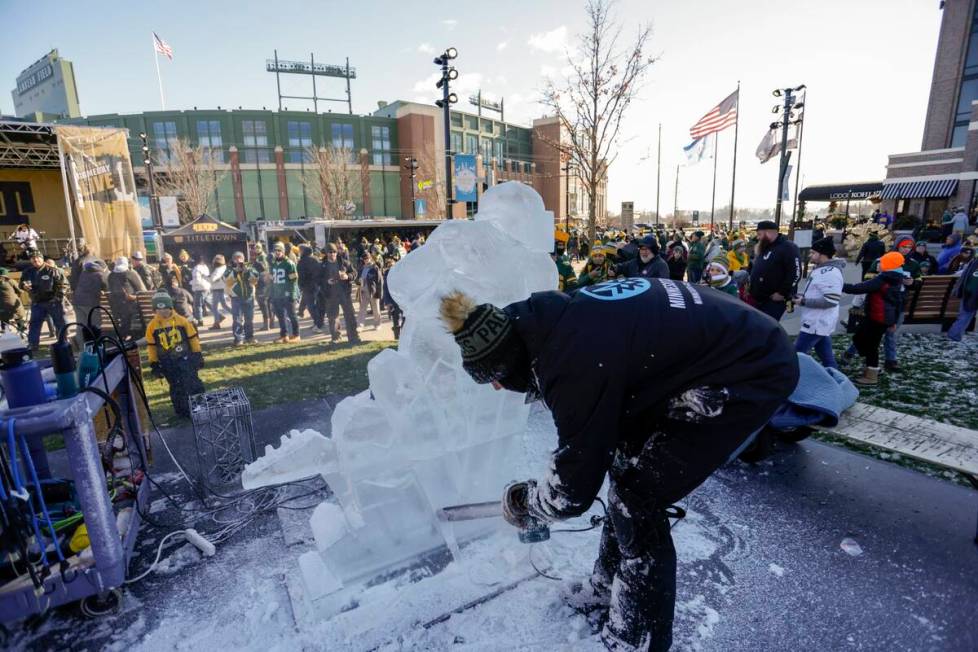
(755, 298), (787, 322)
(160, 357), (204, 418)
(325, 292), (358, 342)
(28, 300), (65, 349)
(110, 300), (138, 339)
(593, 393), (782, 651)
(853, 319), (888, 368)
(271, 296), (299, 338)
(298, 287), (318, 320)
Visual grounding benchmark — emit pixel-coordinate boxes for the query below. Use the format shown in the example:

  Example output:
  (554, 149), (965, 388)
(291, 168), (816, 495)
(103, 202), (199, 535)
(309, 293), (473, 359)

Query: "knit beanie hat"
(152, 292), (173, 310)
(706, 259), (730, 287)
(895, 236), (915, 250)
(440, 291), (526, 385)
(879, 251), (905, 272)
(811, 236), (836, 257)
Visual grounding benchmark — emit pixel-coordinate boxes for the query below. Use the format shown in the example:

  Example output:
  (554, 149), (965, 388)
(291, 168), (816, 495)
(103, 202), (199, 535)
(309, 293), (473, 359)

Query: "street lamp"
(562, 160), (575, 234)
(770, 85), (805, 227)
(139, 132), (161, 233)
(404, 156), (419, 219)
(434, 47), (459, 219)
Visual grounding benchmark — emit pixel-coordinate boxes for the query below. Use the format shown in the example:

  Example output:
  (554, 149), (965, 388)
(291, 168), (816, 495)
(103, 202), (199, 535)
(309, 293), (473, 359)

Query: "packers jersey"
(145, 313), (201, 363)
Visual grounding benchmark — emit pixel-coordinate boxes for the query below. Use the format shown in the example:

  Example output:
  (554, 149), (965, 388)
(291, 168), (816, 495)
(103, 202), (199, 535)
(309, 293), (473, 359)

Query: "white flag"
(756, 125), (799, 164)
(683, 133), (714, 165)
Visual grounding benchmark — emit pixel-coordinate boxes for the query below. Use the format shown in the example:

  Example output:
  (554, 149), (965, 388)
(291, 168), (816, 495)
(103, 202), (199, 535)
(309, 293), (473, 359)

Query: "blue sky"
(1, 0), (943, 213)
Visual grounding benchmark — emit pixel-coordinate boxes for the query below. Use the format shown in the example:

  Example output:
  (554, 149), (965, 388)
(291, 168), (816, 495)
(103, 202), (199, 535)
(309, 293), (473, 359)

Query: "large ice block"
(247, 182), (558, 614)
(241, 429), (337, 489)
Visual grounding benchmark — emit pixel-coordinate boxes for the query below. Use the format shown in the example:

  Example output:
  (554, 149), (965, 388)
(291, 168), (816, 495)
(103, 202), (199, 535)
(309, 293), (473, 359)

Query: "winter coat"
(167, 285), (194, 318)
(798, 259), (845, 336)
(0, 276), (23, 318)
(553, 255), (578, 292)
(726, 250), (748, 272)
(667, 254), (687, 281)
(191, 264), (212, 292)
(909, 251), (939, 275)
(178, 262), (194, 291)
(937, 234), (962, 274)
(749, 234), (801, 302)
(297, 251), (321, 292)
(69, 253), (97, 291)
(946, 253), (975, 275)
(133, 263), (159, 291)
(952, 258), (978, 312)
(577, 259), (615, 287)
(687, 240), (706, 270)
(615, 255), (669, 280)
(73, 261), (109, 307)
(19, 264), (66, 303)
(209, 265), (227, 288)
(357, 263), (383, 299)
(855, 236), (885, 265)
(107, 269), (146, 304)
(160, 264), (181, 290)
(951, 211), (970, 233)
(320, 259), (355, 297)
(505, 280), (799, 519)
(843, 270), (905, 326)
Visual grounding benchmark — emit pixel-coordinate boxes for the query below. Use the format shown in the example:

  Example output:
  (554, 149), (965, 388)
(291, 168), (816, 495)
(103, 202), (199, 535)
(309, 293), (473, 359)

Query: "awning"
(161, 214), (247, 244)
(798, 181), (882, 202)
(880, 178), (958, 200)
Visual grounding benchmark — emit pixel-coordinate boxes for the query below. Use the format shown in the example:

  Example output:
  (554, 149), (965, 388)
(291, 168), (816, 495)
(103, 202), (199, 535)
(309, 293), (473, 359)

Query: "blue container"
(1, 348), (47, 409)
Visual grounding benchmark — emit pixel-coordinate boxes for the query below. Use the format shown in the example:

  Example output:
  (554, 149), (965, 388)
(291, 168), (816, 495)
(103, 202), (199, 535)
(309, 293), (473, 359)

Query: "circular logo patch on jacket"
(580, 278), (651, 301)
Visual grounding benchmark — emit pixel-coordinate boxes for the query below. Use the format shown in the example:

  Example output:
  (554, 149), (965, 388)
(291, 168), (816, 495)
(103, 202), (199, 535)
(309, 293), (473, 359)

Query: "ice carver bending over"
(439, 277), (798, 651)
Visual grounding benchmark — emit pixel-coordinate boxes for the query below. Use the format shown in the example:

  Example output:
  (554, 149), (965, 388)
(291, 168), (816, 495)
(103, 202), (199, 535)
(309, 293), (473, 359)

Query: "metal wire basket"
(190, 387), (257, 489)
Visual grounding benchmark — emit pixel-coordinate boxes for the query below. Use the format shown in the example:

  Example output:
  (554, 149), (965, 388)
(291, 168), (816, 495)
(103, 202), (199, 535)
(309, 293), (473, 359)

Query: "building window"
(465, 115), (479, 130)
(493, 140), (504, 165)
(152, 121), (178, 163)
(196, 120), (223, 163)
(450, 131), (463, 154)
(371, 125), (391, 166)
(242, 120), (271, 163)
(482, 121), (494, 134)
(450, 113), (463, 127)
(464, 134), (478, 155)
(951, 124), (968, 148)
(481, 138), (492, 161)
(287, 121), (312, 163)
(331, 123), (354, 152)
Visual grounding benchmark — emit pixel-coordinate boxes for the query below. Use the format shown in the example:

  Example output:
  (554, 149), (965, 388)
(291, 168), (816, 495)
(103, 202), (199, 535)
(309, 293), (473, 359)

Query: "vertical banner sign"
(54, 125), (142, 260)
(621, 201), (634, 232)
(781, 164), (793, 202)
(454, 154), (478, 203)
(159, 196), (180, 227)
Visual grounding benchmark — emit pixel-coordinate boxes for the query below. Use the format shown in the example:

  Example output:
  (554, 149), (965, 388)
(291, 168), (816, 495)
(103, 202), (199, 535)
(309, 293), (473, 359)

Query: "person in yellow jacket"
(727, 240), (749, 272)
(145, 292), (205, 418)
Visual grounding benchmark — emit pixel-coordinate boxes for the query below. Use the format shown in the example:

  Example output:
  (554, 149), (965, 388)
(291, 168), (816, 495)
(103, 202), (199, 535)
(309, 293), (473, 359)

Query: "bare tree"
(153, 139), (224, 222)
(304, 145), (360, 219)
(415, 147), (446, 218)
(541, 0), (656, 243)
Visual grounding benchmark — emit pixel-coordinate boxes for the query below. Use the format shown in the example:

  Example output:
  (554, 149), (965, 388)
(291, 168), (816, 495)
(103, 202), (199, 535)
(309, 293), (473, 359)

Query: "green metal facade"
(64, 109), (402, 221)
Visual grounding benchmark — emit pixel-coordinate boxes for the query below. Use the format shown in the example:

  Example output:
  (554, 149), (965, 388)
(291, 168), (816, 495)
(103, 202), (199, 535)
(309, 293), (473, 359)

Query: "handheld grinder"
(436, 500), (550, 543)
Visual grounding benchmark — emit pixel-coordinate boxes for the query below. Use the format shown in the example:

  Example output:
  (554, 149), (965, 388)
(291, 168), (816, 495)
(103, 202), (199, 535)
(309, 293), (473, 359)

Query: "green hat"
(0, 268), (7, 276)
(152, 292), (173, 310)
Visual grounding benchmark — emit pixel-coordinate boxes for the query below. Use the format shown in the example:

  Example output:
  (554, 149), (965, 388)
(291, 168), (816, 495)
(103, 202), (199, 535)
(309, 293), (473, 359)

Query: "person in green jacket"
(268, 242), (300, 343)
(705, 257), (739, 296)
(577, 247), (615, 287)
(224, 251), (259, 346)
(686, 231), (706, 283)
(552, 243), (578, 292)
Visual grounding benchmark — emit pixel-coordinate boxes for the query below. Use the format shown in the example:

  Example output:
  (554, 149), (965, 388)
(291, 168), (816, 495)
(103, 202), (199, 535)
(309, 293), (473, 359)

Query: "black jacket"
(20, 264), (66, 303)
(319, 259), (355, 296)
(167, 286), (194, 318)
(107, 269), (146, 302)
(133, 263), (159, 291)
(843, 270), (905, 326)
(666, 255), (687, 281)
(507, 280), (799, 519)
(615, 255), (669, 279)
(952, 258), (978, 312)
(73, 262), (109, 307)
(357, 264), (383, 299)
(856, 237), (886, 265)
(749, 235), (801, 301)
(69, 253), (97, 291)
(297, 252), (321, 291)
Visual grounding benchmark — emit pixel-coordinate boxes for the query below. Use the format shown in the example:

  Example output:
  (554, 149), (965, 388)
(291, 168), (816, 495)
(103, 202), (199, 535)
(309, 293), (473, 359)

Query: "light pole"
(434, 47), (459, 219)
(562, 160), (575, 234)
(404, 156), (418, 219)
(140, 132), (164, 257)
(770, 84), (805, 227)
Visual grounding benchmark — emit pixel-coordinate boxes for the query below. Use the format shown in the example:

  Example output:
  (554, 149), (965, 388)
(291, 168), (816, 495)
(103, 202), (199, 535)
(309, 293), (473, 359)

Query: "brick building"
(881, 0), (978, 222)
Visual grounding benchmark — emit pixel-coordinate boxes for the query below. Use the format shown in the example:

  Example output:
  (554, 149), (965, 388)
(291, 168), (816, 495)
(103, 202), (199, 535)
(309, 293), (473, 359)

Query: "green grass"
(143, 339), (397, 425)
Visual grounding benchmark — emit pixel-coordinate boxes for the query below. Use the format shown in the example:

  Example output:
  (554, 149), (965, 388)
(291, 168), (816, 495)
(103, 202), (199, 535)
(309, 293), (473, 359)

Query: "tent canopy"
(798, 182), (882, 202)
(162, 214), (247, 244)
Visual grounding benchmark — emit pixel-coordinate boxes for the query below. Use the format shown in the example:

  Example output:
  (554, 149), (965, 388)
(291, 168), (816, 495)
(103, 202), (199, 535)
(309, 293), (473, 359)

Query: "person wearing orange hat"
(842, 251), (907, 385)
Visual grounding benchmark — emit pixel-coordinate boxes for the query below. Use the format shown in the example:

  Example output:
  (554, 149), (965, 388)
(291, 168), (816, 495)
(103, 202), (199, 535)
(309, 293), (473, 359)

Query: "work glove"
(502, 479), (538, 530)
(150, 362), (164, 379)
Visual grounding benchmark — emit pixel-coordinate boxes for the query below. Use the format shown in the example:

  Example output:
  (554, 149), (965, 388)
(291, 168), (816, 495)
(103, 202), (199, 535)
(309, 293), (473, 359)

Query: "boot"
(884, 360), (900, 373)
(854, 366), (879, 386)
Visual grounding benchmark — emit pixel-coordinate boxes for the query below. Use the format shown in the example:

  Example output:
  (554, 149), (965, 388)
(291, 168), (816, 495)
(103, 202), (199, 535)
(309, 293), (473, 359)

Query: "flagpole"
(673, 163), (680, 228)
(710, 132), (719, 229)
(655, 123), (662, 226)
(728, 80), (740, 230)
(153, 34), (166, 110)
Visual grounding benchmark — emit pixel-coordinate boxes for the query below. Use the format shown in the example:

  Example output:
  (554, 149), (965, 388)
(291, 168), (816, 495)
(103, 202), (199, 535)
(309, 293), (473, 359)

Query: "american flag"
(153, 32), (173, 60)
(689, 89), (738, 140)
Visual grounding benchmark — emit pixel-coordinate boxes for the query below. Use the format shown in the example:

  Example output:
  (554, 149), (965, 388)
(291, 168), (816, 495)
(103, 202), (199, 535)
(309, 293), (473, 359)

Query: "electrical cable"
(123, 530), (184, 584)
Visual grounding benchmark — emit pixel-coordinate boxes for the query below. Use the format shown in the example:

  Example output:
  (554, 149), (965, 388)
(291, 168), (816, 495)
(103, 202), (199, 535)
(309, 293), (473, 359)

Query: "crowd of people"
(552, 212), (978, 386)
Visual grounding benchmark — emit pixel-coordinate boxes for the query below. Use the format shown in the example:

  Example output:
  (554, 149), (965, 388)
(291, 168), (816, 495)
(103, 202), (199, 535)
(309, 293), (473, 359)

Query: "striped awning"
(880, 178), (958, 199)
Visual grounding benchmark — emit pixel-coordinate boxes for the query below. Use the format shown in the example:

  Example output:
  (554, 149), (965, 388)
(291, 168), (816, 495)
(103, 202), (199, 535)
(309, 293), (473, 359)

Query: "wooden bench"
(827, 402), (978, 543)
(93, 291), (157, 338)
(903, 275), (973, 332)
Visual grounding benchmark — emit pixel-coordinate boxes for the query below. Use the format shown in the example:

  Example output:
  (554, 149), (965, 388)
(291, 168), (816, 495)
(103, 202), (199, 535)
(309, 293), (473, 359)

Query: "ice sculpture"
(243, 182), (558, 613)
